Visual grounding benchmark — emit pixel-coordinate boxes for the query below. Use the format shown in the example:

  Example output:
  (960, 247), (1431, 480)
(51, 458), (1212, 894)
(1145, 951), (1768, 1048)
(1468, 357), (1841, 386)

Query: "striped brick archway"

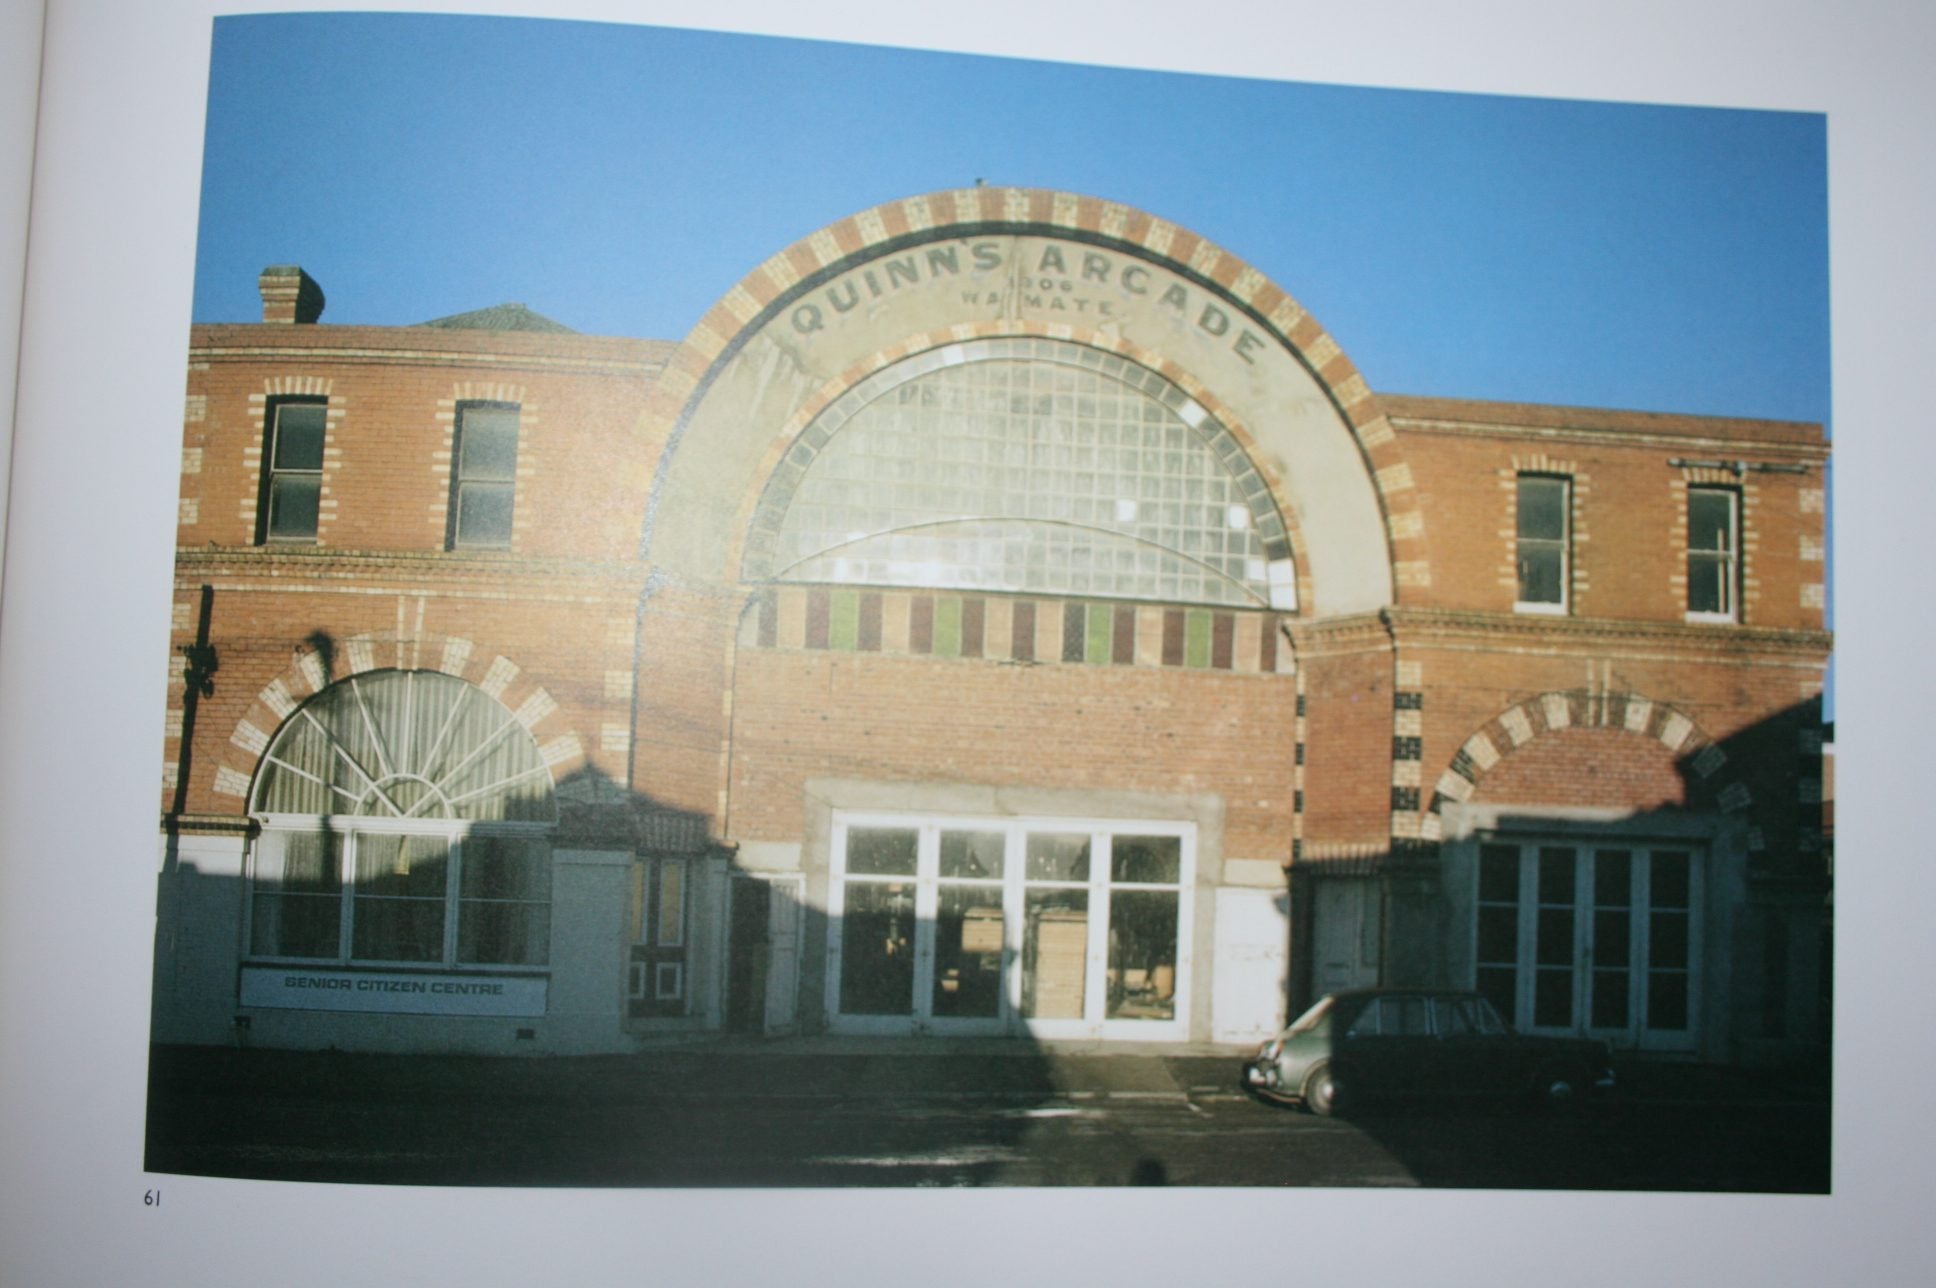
(1422, 689), (1758, 850)
(639, 187), (1429, 604)
(209, 630), (590, 806)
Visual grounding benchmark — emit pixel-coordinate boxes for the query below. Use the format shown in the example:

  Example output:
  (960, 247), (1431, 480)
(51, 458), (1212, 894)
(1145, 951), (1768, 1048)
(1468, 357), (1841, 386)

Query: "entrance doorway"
(1476, 838), (1701, 1052)
(1310, 876), (1381, 995)
(825, 814), (1193, 1039)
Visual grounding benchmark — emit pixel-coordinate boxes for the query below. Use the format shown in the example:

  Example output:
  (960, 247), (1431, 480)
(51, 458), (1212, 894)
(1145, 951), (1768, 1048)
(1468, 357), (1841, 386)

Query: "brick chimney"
(259, 265), (325, 324)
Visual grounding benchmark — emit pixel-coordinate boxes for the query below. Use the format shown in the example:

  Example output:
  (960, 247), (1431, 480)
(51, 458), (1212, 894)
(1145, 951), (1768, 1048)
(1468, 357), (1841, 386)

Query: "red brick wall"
(723, 646), (1299, 862)
(1391, 405), (1827, 631)
(181, 325), (667, 563)
(1469, 727), (1688, 811)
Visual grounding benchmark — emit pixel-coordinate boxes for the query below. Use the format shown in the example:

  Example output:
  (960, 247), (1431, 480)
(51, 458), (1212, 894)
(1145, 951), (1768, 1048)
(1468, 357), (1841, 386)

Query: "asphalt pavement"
(143, 1040), (1831, 1190)
(145, 1035), (1830, 1109)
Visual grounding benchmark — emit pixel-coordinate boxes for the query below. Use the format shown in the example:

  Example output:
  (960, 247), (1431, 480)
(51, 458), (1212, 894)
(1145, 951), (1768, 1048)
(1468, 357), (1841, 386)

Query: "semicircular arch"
(1425, 689), (1754, 838)
(208, 630), (587, 813)
(638, 188), (1425, 616)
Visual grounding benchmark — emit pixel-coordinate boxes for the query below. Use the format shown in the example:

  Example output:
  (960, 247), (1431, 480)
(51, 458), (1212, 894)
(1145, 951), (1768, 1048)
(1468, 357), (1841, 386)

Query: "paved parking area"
(144, 1042), (1829, 1190)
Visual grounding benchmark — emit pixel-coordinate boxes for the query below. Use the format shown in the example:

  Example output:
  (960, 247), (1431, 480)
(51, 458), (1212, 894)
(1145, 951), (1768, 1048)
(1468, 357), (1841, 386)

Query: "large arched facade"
(155, 189), (1830, 1062)
(623, 190), (1425, 1043)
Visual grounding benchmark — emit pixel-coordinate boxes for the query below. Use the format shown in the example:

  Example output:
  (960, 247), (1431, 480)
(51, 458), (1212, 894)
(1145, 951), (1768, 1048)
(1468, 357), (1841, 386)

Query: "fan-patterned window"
(743, 338), (1298, 610)
(247, 670), (553, 967)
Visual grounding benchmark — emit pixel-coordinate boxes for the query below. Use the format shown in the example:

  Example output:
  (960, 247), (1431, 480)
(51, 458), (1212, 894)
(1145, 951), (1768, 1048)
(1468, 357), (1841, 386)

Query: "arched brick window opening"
(246, 669), (555, 969)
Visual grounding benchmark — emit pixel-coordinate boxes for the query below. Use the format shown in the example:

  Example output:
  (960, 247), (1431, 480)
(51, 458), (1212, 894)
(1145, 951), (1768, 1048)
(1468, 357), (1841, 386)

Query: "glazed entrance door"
(1477, 839), (1701, 1053)
(826, 823), (1008, 1036)
(826, 815), (1192, 1038)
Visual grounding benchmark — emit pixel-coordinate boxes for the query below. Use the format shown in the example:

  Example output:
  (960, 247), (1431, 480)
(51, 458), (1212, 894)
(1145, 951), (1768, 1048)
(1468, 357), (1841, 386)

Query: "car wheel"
(1303, 1062), (1343, 1117)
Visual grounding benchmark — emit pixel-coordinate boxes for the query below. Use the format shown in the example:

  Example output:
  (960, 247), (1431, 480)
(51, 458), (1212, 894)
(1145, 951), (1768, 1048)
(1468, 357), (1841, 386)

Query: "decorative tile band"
(753, 585), (1289, 675)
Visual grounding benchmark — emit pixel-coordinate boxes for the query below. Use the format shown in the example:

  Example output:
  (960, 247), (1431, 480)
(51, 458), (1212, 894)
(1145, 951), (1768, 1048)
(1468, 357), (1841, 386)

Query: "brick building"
(151, 190), (1831, 1063)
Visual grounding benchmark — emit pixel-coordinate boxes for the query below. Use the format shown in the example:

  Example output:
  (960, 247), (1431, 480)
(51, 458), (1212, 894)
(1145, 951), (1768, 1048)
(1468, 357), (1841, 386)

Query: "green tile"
(1185, 609), (1212, 668)
(829, 589), (859, 651)
(933, 597), (962, 658)
(1085, 603), (1112, 664)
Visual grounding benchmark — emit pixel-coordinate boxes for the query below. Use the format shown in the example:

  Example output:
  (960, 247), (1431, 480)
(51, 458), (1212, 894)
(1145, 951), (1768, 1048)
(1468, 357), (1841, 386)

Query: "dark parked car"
(1244, 988), (1615, 1115)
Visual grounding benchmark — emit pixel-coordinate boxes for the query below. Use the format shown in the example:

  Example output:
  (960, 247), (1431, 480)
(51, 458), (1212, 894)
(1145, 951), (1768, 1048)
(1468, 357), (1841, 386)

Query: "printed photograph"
(145, 10), (1832, 1190)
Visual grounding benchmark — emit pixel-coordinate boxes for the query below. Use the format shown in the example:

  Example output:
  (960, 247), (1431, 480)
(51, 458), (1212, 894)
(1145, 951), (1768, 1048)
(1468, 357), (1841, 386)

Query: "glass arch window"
(744, 338), (1298, 609)
(247, 669), (554, 968)
(252, 668), (555, 823)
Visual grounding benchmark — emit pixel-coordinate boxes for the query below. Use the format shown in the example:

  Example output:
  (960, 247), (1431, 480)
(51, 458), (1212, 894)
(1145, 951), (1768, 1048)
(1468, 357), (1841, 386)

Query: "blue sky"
(191, 12), (1830, 427)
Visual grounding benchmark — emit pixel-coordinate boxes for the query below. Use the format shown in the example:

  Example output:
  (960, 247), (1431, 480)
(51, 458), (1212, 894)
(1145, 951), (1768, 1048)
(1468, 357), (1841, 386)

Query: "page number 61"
(143, 1189), (161, 1207)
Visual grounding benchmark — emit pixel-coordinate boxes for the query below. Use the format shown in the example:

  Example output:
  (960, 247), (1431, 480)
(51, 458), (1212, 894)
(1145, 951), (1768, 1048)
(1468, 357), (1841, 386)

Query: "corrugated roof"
(417, 302), (576, 334)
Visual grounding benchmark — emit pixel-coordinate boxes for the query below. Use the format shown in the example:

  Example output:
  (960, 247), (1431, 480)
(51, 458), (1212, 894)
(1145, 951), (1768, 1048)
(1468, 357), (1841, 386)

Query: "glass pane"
(1107, 889), (1179, 1020)
(1650, 910), (1690, 970)
(1594, 850), (1632, 906)
(1516, 476), (1566, 540)
(932, 887), (1004, 1019)
(1538, 847), (1575, 903)
(1517, 545), (1563, 604)
(1435, 997), (1475, 1037)
(1536, 908), (1574, 966)
(1648, 972), (1689, 1030)
(1022, 889), (1089, 1019)
(351, 896), (446, 962)
(1110, 835), (1180, 884)
(1026, 832), (1090, 882)
(457, 900), (549, 965)
(1595, 908), (1631, 967)
(1347, 997), (1381, 1036)
(1386, 995), (1429, 1035)
(1687, 552), (1731, 614)
(272, 403), (326, 469)
(939, 830), (1005, 879)
(354, 834), (450, 898)
(1591, 969), (1631, 1028)
(656, 861), (686, 947)
(1652, 852), (1691, 908)
(1478, 845), (1519, 902)
(460, 836), (547, 900)
(1477, 967), (1517, 1025)
(838, 882), (915, 1015)
(267, 475), (320, 539)
(1534, 968), (1573, 1027)
(455, 482), (514, 546)
(458, 406), (519, 479)
(1477, 905), (1518, 964)
(251, 893), (340, 958)
(259, 830), (342, 892)
(846, 827), (918, 876)
(1687, 489), (1733, 552)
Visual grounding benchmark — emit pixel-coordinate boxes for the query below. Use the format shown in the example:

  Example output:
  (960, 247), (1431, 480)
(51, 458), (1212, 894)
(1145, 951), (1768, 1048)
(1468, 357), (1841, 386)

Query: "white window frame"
(447, 401), (520, 550)
(1513, 473), (1570, 616)
(245, 814), (552, 972)
(261, 397), (327, 545)
(824, 812), (1195, 1041)
(1472, 835), (1702, 1053)
(1684, 485), (1740, 623)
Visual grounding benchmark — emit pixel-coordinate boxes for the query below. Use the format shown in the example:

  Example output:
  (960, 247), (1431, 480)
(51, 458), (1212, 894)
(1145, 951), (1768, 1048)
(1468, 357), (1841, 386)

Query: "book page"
(2, 1), (1928, 1284)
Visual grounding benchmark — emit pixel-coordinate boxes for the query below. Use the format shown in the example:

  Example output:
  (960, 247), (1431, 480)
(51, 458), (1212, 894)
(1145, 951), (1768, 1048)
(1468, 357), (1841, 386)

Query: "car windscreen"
(1283, 995), (1333, 1036)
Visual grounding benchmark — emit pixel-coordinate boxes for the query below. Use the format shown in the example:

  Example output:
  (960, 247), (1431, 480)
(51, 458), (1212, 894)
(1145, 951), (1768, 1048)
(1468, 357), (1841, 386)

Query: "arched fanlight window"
(247, 670), (553, 969)
(251, 668), (555, 824)
(743, 337), (1298, 610)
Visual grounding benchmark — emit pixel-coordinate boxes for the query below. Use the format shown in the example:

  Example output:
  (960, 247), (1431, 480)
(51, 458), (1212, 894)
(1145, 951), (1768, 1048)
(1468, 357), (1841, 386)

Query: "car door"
(1337, 994), (1433, 1100)
(1432, 994), (1500, 1096)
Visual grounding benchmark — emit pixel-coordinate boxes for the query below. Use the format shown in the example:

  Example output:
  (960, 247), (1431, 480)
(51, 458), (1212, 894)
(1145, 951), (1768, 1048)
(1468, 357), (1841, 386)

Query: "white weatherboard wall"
(151, 834), (248, 1045)
(538, 848), (634, 1051)
(152, 839), (638, 1055)
(1211, 883), (1289, 1042)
